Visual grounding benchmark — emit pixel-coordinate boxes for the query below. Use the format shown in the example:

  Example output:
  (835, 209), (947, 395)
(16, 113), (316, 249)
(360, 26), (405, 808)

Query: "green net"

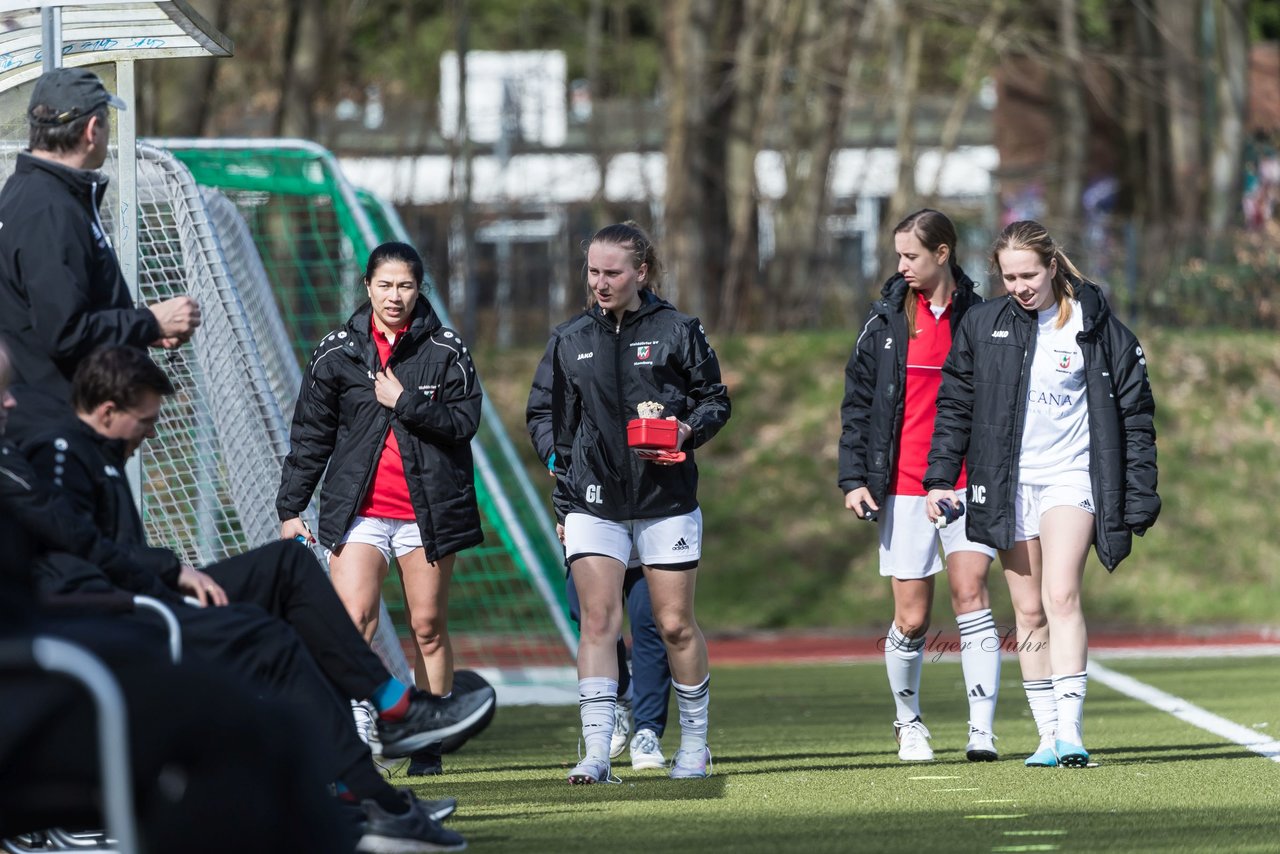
(162, 141), (574, 671)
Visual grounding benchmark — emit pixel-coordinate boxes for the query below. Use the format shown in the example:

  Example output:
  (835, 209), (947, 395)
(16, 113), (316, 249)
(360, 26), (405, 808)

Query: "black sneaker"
(377, 688), (495, 759)
(408, 745), (444, 776)
(422, 795), (456, 822)
(358, 791), (465, 853)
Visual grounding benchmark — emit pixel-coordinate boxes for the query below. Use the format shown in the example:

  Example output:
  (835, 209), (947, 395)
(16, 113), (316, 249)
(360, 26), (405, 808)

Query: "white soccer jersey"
(1019, 299), (1090, 485)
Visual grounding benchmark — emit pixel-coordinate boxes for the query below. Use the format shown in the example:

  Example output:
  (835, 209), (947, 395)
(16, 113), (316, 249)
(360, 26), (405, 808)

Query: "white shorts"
(336, 516), (423, 563)
(1014, 476), (1095, 541)
(878, 495), (995, 580)
(564, 509), (702, 570)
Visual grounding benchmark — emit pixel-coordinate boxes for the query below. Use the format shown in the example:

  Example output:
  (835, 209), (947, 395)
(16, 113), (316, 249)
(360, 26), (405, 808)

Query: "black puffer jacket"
(837, 269), (982, 502)
(551, 291), (730, 521)
(277, 298), (484, 560)
(924, 281), (1160, 570)
(23, 417), (182, 598)
(0, 153), (160, 399)
(525, 319), (571, 468)
(0, 438), (149, 598)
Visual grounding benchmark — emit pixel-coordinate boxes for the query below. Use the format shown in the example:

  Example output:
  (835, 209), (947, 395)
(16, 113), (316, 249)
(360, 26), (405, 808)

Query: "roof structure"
(0, 1), (231, 90)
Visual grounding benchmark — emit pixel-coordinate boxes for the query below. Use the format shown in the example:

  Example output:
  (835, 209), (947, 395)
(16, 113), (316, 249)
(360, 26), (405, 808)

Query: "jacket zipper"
(335, 333), (393, 549)
(1078, 321), (1107, 567)
(612, 316), (636, 516)
(1008, 306), (1036, 522)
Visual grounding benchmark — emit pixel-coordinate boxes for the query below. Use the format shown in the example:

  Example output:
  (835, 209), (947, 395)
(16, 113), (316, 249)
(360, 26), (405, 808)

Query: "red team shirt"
(891, 290), (967, 496)
(357, 317), (417, 520)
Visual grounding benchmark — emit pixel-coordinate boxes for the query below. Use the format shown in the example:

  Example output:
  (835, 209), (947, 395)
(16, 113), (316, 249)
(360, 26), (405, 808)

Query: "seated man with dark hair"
(11, 344), (489, 853)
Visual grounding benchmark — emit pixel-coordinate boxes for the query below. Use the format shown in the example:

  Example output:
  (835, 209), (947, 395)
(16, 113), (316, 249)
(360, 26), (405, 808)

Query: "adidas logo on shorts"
(1078, 498), (1094, 512)
(672, 537), (690, 551)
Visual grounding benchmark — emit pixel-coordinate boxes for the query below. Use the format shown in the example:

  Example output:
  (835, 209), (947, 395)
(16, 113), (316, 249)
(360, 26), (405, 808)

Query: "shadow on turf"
(1098, 743), (1265, 764)
(409, 775), (728, 803)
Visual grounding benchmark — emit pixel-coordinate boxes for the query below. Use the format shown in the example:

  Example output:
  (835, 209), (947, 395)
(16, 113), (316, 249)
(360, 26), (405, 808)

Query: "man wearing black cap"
(0, 67), (202, 441)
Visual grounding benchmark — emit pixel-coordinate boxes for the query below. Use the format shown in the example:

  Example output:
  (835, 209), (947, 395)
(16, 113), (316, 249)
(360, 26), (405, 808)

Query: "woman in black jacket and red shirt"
(278, 242), (483, 774)
(838, 209), (1000, 764)
(551, 222), (730, 783)
(925, 220), (1159, 768)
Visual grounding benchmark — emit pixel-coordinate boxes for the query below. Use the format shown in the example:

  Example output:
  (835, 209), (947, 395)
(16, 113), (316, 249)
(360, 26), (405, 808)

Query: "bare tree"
(1053, 0), (1087, 230)
(1207, 0), (1249, 253)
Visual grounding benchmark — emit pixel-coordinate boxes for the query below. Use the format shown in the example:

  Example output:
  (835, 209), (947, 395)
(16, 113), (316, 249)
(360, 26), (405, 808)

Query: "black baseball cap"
(27, 68), (126, 127)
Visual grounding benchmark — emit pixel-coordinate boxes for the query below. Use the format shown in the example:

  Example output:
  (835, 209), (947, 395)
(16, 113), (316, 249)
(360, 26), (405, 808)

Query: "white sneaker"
(895, 719), (934, 761)
(352, 700), (382, 756)
(610, 697), (633, 759)
(629, 728), (666, 770)
(965, 725), (998, 762)
(567, 755), (615, 785)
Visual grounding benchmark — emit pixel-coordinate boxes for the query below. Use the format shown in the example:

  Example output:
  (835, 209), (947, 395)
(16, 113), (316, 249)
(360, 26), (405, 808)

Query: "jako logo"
(585, 484), (603, 504)
(990, 330), (1010, 338)
(577, 352), (594, 360)
(969, 484), (987, 504)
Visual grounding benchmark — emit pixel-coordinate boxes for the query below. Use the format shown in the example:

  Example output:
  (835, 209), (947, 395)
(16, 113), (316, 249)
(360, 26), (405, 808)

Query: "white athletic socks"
(1052, 671), (1088, 745)
(1023, 677), (1058, 741)
(885, 623), (925, 723)
(956, 608), (1001, 733)
(672, 675), (711, 755)
(578, 677), (618, 760)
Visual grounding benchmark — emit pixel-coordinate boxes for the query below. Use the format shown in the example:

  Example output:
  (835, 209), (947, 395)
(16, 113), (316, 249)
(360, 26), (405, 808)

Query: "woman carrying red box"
(549, 221), (731, 784)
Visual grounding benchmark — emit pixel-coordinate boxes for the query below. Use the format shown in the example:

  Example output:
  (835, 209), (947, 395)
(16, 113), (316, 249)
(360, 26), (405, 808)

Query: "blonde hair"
(991, 220), (1084, 329)
(583, 220), (663, 295)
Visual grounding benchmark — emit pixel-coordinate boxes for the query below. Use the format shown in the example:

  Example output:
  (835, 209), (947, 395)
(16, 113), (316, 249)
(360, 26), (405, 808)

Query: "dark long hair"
(892, 209), (959, 338)
(364, 242), (425, 289)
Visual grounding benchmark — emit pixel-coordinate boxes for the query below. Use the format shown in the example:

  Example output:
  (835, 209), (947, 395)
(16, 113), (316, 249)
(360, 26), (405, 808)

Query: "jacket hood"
(876, 265), (980, 312)
(588, 288), (672, 329)
(51, 416), (130, 467)
(16, 150), (109, 209)
(345, 294), (444, 341)
(1072, 278), (1112, 333)
(1001, 275), (1112, 333)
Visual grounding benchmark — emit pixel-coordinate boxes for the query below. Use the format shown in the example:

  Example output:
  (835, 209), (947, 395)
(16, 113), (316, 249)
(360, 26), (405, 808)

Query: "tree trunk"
(1206, 0), (1248, 254)
(447, 0), (477, 343)
(1054, 0), (1087, 235)
(718, 0), (791, 330)
(661, 0), (714, 319)
(885, 0), (922, 246)
(925, 0), (1007, 202)
(1159, 0), (1205, 237)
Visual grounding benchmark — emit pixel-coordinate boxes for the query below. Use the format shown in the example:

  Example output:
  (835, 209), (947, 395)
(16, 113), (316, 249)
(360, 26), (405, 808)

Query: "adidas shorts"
(564, 509), (702, 570)
(1014, 475), (1095, 541)
(335, 515), (423, 563)
(878, 495), (995, 580)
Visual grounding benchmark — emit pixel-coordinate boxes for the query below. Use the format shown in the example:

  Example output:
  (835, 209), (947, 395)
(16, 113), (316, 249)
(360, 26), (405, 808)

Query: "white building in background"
(439, 50), (568, 147)
(340, 145), (999, 281)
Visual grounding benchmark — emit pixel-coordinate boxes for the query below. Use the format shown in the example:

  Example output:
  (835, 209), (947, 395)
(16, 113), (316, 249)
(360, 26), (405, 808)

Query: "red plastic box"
(627, 418), (679, 450)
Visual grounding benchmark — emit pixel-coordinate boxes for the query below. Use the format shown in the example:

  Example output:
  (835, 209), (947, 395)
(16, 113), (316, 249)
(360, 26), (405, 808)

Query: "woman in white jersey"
(838, 209), (1000, 763)
(924, 220), (1160, 767)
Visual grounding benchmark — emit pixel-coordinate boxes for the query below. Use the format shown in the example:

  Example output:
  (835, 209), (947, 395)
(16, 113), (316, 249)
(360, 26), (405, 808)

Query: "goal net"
(154, 140), (575, 688)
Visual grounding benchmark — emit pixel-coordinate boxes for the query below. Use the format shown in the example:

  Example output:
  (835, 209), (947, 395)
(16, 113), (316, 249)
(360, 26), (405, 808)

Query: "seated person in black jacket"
(9, 343), (487, 851)
(1, 345), (345, 852)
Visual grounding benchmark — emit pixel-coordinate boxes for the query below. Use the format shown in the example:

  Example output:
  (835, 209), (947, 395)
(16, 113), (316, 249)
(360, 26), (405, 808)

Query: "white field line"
(1088, 660), (1280, 764)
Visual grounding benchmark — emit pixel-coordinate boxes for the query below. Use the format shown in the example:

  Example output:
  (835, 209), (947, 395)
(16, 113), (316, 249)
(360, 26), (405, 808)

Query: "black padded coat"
(277, 298), (484, 561)
(923, 280), (1160, 570)
(550, 291), (730, 521)
(837, 268), (982, 503)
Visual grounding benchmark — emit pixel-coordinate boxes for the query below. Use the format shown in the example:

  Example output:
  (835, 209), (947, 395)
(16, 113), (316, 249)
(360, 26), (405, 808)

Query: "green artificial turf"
(394, 658), (1280, 853)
